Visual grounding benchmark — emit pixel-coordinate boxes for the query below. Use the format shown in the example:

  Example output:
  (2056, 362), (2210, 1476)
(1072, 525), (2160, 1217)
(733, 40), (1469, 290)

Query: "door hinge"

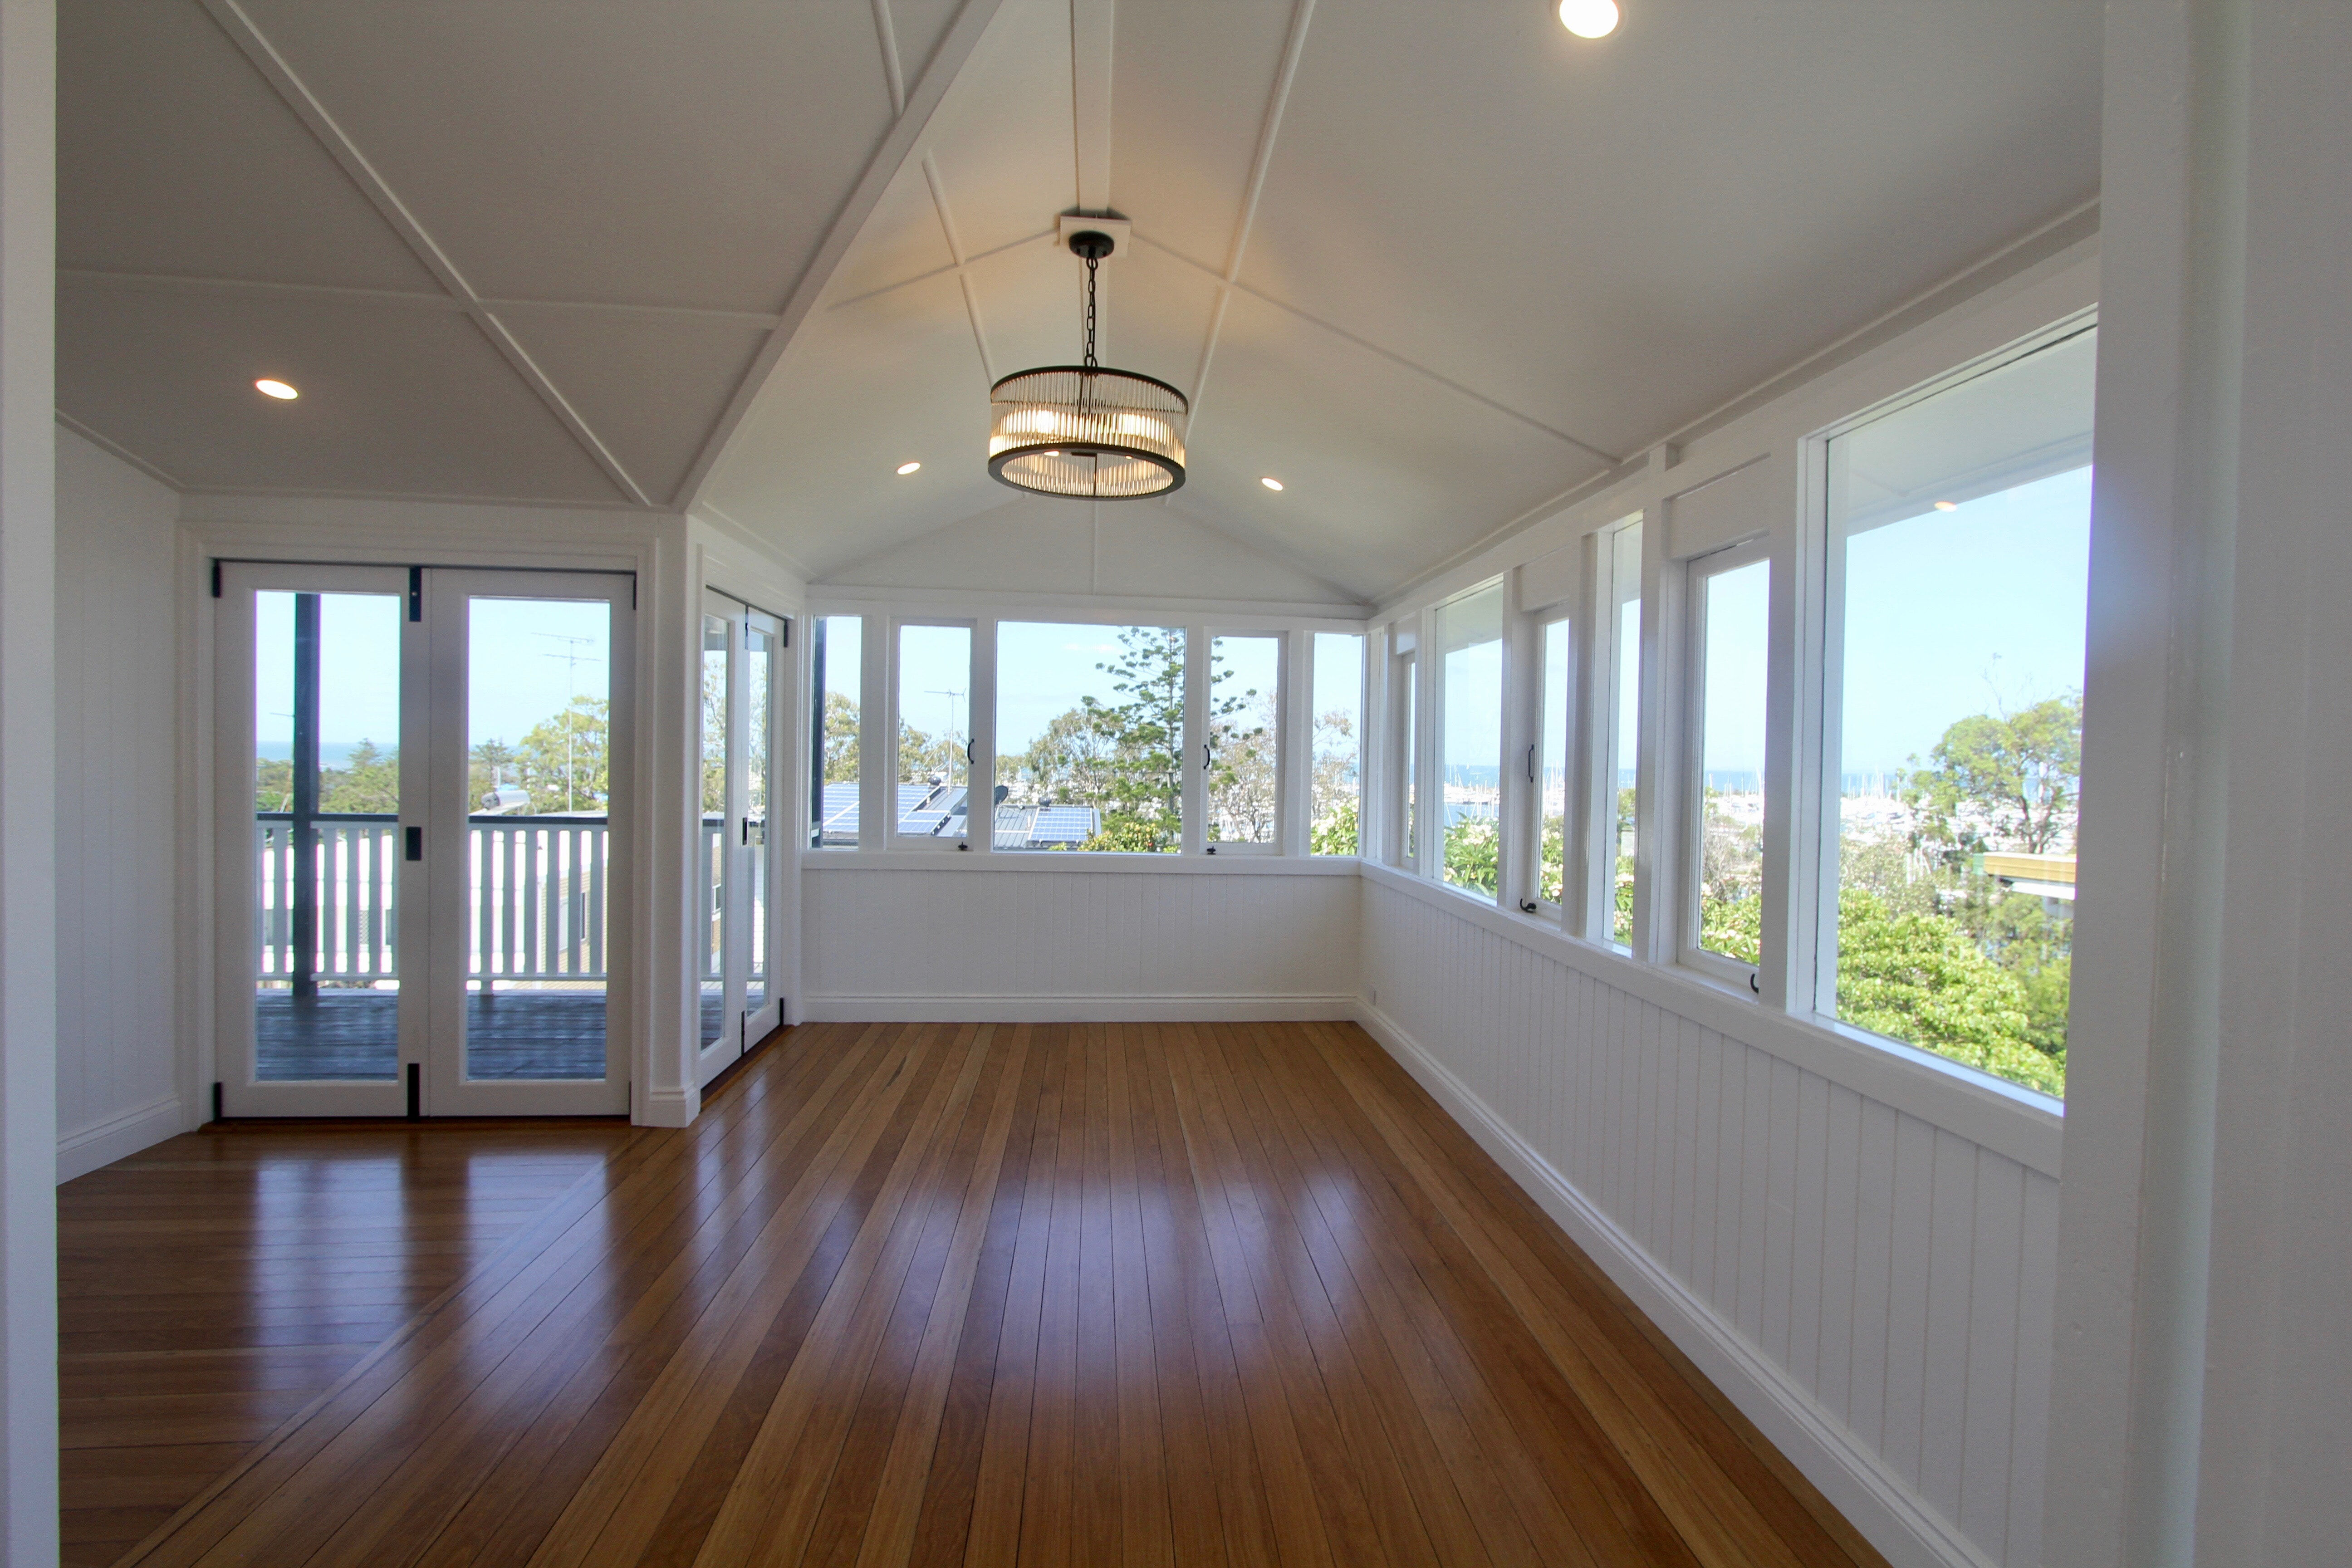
(407, 566), (423, 622)
(405, 825), (423, 860)
(210, 559), (222, 598)
(407, 1063), (421, 1119)
(211, 1081), (223, 1121)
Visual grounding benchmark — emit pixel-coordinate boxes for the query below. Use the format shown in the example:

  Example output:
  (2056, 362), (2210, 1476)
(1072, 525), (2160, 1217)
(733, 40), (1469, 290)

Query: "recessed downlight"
(897, 461), (921, 475)
(1934, 500), (1959, 512)
(1557, 0), (1620, 39)
(255, 378), (299, 400)
(1260, 476), (1284, 491)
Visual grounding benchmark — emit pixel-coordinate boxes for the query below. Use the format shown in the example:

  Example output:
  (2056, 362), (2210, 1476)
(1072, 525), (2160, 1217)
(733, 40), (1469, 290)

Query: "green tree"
(468, 737), (517, 812)
(1444, 816), (1501, 894)
(1208, 693), (1277, 843)
(1901, 694), (2082, 855)
(1309, 708), (1360, 854)
(319, 740), (400, 813)
(513, 696), (611, 813)
(822, 690), (860, 783)
(1073, 626), (1188, 850)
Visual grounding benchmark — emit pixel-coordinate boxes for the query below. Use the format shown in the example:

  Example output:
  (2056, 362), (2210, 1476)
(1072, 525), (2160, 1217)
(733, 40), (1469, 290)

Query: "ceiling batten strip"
(920, 153), (1000, 385)
(58, 269), (462, 312)
(677, 0), (1014, 512)
(1143, 233), (1620, 465)
(197, 0), (654, 506)
(1181, 0), (1314, 426)
(870, 0), (907, 116)
(55, 411), (186, 490)
(821, 228), (1058, 314)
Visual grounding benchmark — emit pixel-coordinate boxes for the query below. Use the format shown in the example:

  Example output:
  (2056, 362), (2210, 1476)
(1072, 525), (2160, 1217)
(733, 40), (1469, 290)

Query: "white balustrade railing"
(256, 813), (612, 984)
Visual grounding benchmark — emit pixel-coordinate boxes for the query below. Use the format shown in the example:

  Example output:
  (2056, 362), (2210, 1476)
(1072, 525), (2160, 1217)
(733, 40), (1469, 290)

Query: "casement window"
(1309, 632), (1364, 855)
(1433, 583), (1506, 897)
(1590, 518), (1644, 947)
(1386, 630), (1418, 867)
(1520, 612), (1572, 911)
(1817, 320), (2094, 1098)
(1205, 633), (1283, 851)
(888, 619), (975, 849)
(994, 621), (1187, 853)
(808, 615), (862, 848)
(1680, 544), (1769, 987)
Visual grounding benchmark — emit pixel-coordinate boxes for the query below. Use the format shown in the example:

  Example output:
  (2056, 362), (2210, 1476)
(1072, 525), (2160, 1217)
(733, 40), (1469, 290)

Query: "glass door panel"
(429, 570), (632, 1117)
(699, 614), (730, 1054)
(217, 564), (416, 1117)
(743, 618), (775, 1022)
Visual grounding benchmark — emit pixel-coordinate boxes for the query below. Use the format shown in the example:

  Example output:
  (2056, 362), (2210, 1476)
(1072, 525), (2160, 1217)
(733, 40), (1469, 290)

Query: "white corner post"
(2049, 2), (2352, 1564)
(0, 0), (53, 1558)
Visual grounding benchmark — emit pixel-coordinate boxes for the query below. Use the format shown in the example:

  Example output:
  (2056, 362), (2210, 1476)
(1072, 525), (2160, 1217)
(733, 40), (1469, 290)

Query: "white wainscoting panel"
(1360, 878), (2057, 1568)
(56, 430), (187, 1181)
(804, 864), (1358, 1018)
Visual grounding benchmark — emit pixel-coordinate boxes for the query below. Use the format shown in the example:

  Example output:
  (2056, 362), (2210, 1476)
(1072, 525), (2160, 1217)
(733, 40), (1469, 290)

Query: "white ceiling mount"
(1055, 213), (1131, 259)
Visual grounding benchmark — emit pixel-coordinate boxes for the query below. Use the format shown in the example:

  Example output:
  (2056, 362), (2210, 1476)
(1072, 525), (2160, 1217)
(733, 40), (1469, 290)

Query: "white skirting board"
(801, 993), (1359, 1023)
(1352, 998), (1999, 1568)
(56, 1093), (188, 1184)
(637, 1083), (699, 1128)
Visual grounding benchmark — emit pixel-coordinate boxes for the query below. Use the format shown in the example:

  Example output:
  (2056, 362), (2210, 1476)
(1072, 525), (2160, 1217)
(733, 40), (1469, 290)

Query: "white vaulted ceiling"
(58, 0), (2102, 602)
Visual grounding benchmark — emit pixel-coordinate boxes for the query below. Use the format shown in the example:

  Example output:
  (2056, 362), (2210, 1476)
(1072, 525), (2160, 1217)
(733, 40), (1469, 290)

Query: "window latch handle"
(1527, 743), (1537, 784)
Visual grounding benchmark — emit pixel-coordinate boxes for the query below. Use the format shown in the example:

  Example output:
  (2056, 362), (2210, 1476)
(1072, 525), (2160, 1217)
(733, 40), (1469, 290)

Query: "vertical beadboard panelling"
(803, 866), (1357, 1014)
(1358, 880), (2060, 1568)
(55, 432), (185, 1179)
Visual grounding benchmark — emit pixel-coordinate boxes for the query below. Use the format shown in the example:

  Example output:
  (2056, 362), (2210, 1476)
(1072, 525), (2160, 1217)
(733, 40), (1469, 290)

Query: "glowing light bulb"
(255, 378), (299, 400)
(1934, 500), (1959, 512)
(1558, 0), (1620, 39)
(1261, 477), (1285, 491)
(897, 461), (921, 475)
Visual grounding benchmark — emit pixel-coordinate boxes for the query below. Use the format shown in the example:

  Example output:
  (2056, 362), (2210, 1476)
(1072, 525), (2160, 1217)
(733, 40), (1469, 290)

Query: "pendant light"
(987, 229), (1188, 499)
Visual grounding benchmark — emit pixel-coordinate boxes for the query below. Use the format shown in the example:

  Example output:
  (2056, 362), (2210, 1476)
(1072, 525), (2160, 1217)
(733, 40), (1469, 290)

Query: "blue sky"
(255, 590), (610, 757)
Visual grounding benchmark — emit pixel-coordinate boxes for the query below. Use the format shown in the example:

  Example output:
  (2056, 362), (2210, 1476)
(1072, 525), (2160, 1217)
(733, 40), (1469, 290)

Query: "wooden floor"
(61, 1021), (1887, 1568)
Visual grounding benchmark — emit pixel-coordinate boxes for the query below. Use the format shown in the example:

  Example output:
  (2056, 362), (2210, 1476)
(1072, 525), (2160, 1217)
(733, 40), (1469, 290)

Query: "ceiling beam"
(199, 0), (653, 505)
(678, 0), (1013, 513)
(1070, 0), (1114, 214)
(870, 0), (907, 116)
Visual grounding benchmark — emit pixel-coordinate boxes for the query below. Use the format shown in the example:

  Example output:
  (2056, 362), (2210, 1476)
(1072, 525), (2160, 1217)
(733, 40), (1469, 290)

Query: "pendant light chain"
(1083, 250), (1100, 369)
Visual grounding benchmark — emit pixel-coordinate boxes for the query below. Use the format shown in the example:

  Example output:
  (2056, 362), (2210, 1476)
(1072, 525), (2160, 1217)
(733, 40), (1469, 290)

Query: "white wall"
(1360, 870), (2054, 1568)
(804, 861), (1357, 1019)
(54, 427), (183, 1179)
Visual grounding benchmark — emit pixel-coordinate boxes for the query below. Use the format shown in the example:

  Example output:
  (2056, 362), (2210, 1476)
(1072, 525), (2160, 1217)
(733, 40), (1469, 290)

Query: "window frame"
(1676, 538), (1771, 994)
(1427, 578), (1509, 906)
(1517, 604), (1575, 921)
(1201, 627), (1288, 856)
(884, 614), (979, 852)
(1584, 514), (1646, 948)
(1305, 629), (1366, 858)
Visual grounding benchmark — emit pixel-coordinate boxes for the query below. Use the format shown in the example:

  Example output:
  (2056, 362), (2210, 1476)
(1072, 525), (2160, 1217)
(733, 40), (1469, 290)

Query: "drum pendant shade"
(987, 230), (1188, 499)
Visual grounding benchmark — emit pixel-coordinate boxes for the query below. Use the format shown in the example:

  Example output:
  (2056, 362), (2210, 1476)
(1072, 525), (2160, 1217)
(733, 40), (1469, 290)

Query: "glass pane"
(813, 615), (861, 847)
(1311, 632), (1362, 855)
(1828, 326), (2094, 1099)
(1402, 659), (1417, 864)
(1694, 559), (1769, 962)
(995, 622), (1185, 852)
(1539, 619), (1570, 902)
(1607, 522), (1643, 946)
(464, 596), (613, 1080)
(1207, 635), (1279, 845)
(1438, 585), (1504, 895)
(254, 590), (402, 1080)
(745, 624), (773, 1016)
(897, 624), (972, 840)
(699, 615), (729, 1049)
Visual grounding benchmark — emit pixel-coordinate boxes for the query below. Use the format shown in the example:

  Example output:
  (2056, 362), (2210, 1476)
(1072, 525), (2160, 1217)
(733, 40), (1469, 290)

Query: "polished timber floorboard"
(62, 1022), (1887, 1568)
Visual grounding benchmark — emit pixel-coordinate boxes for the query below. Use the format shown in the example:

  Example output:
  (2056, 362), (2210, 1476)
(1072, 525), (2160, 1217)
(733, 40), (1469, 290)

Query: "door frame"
(211, 562), (422, 1117)
(424, 568), (635, 1117)
(696, 588), (790, 1087)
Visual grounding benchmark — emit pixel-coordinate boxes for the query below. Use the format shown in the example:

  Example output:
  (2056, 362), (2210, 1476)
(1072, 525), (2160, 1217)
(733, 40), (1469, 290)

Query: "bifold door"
(697, 590), (789, 1086)
(215, 564), (634, 1117)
